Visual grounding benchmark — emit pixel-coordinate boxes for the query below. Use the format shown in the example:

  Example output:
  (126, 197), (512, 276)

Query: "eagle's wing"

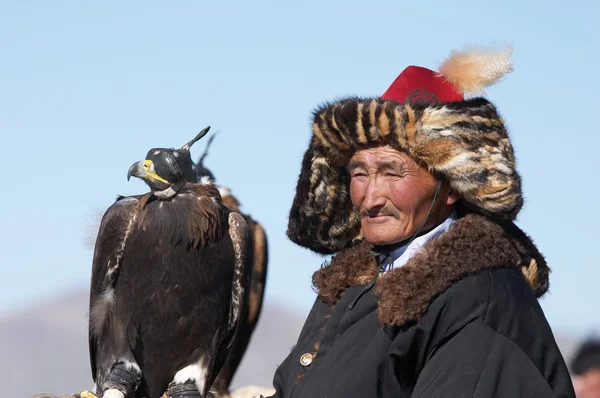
(210, 193), (269, 395)
(208, 210), (251, 391)
(88, 196), (142, 382)
(248, 220), (268, 324)
(226, 211), (252, 337)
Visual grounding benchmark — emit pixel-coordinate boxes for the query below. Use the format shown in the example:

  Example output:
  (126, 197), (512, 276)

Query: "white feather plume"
(438, 45), (514, 95)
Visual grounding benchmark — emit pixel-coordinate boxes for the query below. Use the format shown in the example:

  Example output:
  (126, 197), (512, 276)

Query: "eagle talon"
(167, 380), (202, 398)
(100, 361), (141, 398)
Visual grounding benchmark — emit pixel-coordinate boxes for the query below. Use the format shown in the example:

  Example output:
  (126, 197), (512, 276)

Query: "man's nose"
(362, 176), (387, 212)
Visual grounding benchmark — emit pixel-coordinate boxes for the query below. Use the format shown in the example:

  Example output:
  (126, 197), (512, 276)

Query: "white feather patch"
(438, 46), (514, 95)
(218, 185), (232, 198)
(90, 287), (116, 335)
(122, 359), (141, 373)
(154, 186), (178, 199)
(199, 175), (213, 185)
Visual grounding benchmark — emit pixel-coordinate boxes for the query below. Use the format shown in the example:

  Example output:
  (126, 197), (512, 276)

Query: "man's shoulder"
(432, 267), (540, 316)
(421, 269), (570, 395)
(426, 267), (554, 344)
(446, 266), (536, 298)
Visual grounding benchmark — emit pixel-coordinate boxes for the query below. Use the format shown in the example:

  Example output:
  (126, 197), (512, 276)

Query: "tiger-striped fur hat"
(287, 46), (522, 254)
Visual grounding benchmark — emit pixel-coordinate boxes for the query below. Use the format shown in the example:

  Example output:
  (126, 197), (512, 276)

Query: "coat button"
(300, 353), (313, 366)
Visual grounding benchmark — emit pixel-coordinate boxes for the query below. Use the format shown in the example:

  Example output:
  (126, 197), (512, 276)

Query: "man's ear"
(441, 180), (461, 206)
(446, 187), (461, 206)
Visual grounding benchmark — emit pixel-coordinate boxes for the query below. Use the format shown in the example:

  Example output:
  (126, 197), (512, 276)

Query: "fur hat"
(287, 46), (522, 254)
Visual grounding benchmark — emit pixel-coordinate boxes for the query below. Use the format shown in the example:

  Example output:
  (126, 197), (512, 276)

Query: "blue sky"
(1, 1), (598, 336)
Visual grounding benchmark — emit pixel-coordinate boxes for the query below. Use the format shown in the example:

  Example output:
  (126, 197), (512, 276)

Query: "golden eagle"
(88, 127), (251, 398)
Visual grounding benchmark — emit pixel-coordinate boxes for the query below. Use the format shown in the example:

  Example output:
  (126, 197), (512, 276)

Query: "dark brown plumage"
(210, 192), (269, 397)
(89, 129), (252, 398)
(193, 134), (270, 397)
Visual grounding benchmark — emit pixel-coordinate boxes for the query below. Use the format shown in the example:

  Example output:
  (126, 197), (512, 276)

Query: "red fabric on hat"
(381, 65), (464, 104)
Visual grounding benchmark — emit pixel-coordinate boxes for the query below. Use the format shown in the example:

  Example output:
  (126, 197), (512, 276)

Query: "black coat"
(269, 215), (575, 397)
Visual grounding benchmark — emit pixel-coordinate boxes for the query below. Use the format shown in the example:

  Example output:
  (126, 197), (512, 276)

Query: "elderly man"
(273, 47), (575, 397)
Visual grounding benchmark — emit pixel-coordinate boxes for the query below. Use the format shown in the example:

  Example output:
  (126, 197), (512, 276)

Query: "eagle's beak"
(127, 160), (144, 181)
(127, 160), (169, 183)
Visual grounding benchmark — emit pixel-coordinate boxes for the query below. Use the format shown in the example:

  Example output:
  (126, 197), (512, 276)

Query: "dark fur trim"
(288, 97), (523, 254)
(312, 240), (379, 302)
(312, 214), (548, 328)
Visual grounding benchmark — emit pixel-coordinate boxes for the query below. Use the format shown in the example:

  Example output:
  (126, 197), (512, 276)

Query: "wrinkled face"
(348, 145), (459, 246)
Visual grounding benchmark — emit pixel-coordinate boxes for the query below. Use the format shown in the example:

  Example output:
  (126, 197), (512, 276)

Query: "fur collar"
(312, 213), (549, 328)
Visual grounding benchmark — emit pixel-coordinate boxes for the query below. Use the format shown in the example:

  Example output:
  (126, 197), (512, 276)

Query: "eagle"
(88, 126), (251, 398)
(194, 134), (269, 397)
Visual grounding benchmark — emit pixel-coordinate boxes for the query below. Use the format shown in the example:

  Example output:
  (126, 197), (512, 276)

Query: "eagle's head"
(127, 126), (211, 198)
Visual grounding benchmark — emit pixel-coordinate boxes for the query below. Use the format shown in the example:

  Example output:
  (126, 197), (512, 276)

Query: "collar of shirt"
(378, 211), (458, 272)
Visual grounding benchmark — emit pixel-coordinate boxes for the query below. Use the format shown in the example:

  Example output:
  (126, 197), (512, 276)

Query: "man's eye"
(384, 172), (401, 177)
(351, 172), (367, 178)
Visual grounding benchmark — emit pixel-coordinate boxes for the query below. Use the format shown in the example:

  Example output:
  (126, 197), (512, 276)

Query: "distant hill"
(0, 289), (305, 398)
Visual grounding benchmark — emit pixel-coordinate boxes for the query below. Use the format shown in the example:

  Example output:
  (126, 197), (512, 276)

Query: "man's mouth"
(364, 215), (394, 223)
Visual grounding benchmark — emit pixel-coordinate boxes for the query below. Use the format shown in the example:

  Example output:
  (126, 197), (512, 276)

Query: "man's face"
(348, 145), (458, 246)
(574, 369), (600, 398)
